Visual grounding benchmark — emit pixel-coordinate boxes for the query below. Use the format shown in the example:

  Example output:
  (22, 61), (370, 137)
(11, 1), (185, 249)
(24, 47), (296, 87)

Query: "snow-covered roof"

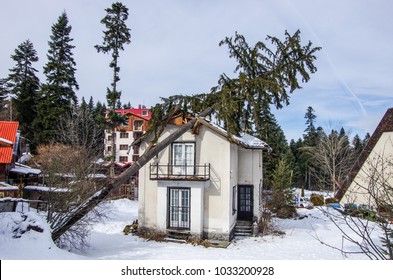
(24, 185), (70, 193)
(0, 137), (12, 146)
(9, 166), (41, 175)
(53, 173), (107, 179)
(0, 182), (19, 191)
(197, 117), (271, 151)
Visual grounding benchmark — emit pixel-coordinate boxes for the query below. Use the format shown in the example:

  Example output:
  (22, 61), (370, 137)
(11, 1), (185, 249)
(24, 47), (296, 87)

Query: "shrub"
(258, 209), (272, 235)
(325, 197), (339, 204)
(136, 227), (166, 241)
(276, 205), (297, 218)
(310, 194), (324, 206)
(187, 237), (210, 248)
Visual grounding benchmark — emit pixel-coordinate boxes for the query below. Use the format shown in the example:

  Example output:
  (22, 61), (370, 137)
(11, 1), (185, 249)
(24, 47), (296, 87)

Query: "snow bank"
(0, 211), (83, 260)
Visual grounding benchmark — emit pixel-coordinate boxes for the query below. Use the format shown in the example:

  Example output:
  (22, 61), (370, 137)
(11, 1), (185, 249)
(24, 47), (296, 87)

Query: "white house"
(138, 115), (270, 241)
(336, 107), (393, 209)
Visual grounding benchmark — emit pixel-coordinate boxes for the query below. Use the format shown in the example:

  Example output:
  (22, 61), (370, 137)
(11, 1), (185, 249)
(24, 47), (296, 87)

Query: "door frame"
(167, 187), (191, 230)
(237, 185), (254, 220)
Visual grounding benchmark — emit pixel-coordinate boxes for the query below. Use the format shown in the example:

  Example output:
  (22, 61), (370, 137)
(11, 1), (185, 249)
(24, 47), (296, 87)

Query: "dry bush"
(186, 236), (210, 248)
(137, 227), (166, 242)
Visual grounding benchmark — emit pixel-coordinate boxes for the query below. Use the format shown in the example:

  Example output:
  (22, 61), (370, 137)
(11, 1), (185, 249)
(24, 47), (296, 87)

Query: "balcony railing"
(149, 163), (210, 181)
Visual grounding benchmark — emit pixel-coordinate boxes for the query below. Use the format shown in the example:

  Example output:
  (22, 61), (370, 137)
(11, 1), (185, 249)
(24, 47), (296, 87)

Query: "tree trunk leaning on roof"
(51, 30), (321, 241)
(51, 106), (213, 241)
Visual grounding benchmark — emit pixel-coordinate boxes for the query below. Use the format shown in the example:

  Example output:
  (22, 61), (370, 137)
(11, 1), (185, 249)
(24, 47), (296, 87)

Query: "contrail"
(288, 1), (367, 116)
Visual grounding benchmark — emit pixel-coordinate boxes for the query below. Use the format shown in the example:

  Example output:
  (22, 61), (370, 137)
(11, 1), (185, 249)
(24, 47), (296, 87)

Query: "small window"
(132, 155), (139, 162)
(119, 144), (128, 150)
(107, 135), (113, 141)
(133, 145), (139, 155)
(142, 110), (148, 116)
(119, 156), (128, 162)
(107, 146), (112, 152)
(134, 120), (143, 131)
(133, 132), (143, 140)
(120, 132), (129, 139)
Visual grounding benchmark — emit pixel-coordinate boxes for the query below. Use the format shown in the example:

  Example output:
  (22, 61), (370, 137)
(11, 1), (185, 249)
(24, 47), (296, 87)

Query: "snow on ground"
(0, 198), (380, 260)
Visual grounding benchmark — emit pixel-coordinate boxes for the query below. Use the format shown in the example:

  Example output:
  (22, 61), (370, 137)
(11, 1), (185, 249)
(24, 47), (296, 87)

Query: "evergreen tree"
(5, 40), (40, 142)
(268, 158), (296, 218)
(256, 105), (288, 187)
(303, 106), (318, 146)
(0, 78), (9, 117)
(33, 11), (78, 144)
(87, 96), (94, 112)
(352, 134), (363, 159)
(363, 132), (371, 147)
(95, 2), (131, 174)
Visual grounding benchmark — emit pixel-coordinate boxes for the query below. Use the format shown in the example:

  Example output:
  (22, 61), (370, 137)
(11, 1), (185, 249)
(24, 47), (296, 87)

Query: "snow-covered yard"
(0, 198), (382, 260)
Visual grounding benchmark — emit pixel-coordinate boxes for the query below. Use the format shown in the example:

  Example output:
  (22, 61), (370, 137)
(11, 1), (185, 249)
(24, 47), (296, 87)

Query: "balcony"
(149, 163), (210, 181)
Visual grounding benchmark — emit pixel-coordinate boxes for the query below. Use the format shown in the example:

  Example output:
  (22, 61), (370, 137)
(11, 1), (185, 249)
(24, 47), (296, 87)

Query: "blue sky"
(1, 0), (392, 141)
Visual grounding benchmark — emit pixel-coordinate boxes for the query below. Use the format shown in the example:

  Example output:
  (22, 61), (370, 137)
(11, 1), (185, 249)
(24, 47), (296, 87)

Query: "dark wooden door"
(238, 185), (253, 220)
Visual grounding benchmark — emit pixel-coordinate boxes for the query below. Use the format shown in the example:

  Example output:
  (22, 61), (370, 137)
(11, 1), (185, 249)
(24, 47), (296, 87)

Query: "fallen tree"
(51, 30), (321, 241)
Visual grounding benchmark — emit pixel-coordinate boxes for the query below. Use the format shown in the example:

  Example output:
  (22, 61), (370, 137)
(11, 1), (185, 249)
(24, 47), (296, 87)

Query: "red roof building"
(0, 121), (19, 164)
(0, 121), (19, 181)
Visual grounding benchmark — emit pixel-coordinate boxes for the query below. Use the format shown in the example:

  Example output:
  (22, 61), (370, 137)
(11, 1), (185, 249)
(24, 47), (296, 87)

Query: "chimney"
(138, 104), (141, 109)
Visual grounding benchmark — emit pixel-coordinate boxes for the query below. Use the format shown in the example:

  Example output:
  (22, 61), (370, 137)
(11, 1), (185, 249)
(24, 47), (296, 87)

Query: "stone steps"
(234, 220), (253, 237)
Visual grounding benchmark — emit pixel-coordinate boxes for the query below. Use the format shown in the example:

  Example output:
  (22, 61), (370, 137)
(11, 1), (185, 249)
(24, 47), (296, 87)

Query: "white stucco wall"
(138, 123), (265, 240)
(238, 148), (263, 220)
(341, 131), (393, 208)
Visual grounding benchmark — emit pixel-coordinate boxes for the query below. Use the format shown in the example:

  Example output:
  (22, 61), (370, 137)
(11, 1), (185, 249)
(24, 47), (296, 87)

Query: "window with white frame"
(133, 120), (143, 131)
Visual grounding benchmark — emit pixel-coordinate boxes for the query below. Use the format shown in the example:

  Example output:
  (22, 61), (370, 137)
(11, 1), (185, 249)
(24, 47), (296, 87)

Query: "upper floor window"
(172, 142), (195, 175)
(142, 110), (148, 116)
(119, 144), (128, 150)
(120, 132), (129, 139)
(119, 156), (128, 162)
(134, 132), (143, 140)
(134, 120), (143, 131)
(107, 135), (113, 141)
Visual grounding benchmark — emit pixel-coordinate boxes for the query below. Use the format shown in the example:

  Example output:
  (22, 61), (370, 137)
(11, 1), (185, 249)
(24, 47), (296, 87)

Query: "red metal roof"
(105, 106), (152, 120)
(0, 121), (19, 164)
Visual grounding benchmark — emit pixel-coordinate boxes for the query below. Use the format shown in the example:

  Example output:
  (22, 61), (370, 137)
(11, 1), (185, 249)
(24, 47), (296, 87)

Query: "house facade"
(104, 105), (151, 164)
(336, 108), (393, 209)
(138, 117), (270, 241)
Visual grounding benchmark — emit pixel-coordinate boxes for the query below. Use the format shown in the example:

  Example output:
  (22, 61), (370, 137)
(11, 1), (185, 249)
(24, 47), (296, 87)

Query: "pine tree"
(95, 2), (131, 175)
(268, 158), (296, 218)
(33, 11), (78, 144)
(352, 134), (363, 161)
(256, 104), (288, 187)
(5, 40), (40, 143)
(303, 106), (317, 146)
(0, 78), (9, 117)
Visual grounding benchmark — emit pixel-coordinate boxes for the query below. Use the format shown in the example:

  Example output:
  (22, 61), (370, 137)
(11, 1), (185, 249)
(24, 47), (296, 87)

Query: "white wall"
(342, 132), (393, 208)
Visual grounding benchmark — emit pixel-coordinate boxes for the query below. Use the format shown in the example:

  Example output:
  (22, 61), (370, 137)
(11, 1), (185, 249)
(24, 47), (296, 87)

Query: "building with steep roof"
(335, 108), (393, 209)
(138, 114), (270, 242)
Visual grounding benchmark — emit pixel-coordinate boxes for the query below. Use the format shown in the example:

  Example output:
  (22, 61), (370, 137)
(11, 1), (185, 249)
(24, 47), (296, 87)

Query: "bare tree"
(302, 128), (354, 193)
(33, 144), (107, 251)
(58, 105), (104, 155)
